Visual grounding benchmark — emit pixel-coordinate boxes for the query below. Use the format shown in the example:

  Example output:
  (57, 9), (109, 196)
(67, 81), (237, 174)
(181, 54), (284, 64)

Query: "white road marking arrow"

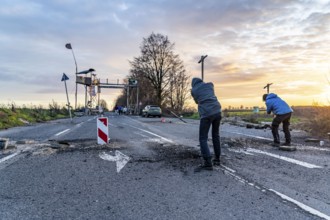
(99, 150), (130, 173)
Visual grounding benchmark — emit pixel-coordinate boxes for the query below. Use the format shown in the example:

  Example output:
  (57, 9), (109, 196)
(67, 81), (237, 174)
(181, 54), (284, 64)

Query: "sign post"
(97, 117), (109, 145)
(65, 43), (78, 110)
(61, 73), (72, 122)
(198, 55), (208, 81)
(264, 83), (273, 94)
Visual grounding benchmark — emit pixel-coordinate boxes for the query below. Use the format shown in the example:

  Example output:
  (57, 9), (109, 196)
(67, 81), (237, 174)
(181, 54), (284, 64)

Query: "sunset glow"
(1, 0), (330, 109)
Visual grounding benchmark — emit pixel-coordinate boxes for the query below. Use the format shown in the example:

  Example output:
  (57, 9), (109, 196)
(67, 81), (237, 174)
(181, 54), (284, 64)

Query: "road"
(0, 112), (329, 220)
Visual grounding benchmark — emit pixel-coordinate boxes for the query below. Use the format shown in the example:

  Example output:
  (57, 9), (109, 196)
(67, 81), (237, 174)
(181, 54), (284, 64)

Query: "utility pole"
(127, 85), (130, 114)
(264, 83), (273, 94)
(136, 85), (139, 115)
(198, 55), (208, 81)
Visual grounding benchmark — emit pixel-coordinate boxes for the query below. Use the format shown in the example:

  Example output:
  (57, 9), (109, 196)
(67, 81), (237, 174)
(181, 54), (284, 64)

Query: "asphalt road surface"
(0, 112), (329, 220)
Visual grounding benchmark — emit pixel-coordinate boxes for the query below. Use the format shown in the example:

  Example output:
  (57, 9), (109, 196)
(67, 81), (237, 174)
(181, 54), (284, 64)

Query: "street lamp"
(65, 43), (78, 109)
(198, 55), (208, 81)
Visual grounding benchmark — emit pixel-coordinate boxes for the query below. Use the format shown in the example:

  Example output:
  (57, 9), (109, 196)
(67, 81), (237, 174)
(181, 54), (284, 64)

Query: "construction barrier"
(97, 117), (109, 145)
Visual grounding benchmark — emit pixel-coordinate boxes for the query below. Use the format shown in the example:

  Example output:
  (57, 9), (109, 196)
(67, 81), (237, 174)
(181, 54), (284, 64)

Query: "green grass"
(183, 112), (200, 119)
(0, 105), (69, 130)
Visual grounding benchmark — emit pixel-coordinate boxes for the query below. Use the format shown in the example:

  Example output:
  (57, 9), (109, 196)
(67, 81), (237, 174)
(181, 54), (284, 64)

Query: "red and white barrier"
(97, 117), (109, 145)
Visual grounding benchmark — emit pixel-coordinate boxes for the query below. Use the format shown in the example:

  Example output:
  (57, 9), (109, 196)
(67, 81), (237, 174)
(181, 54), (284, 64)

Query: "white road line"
(247, 148), (322, 169)
(128, 125), (173, 143)
(221, 165), (236, 173)
(55, 129), (70, 136)
(225, 131), (330, 152)
(88, 116), (97, 122)
(228, 148), (254, 155)
(269, 189), (330, 220)
(76, 122), (83, 128)
(0, 152), (20, 164)
(299, 146), (330, 152)
(220, 164), (330, 219)
(134, 132), (150, 138)
(224, 131), (272, 141)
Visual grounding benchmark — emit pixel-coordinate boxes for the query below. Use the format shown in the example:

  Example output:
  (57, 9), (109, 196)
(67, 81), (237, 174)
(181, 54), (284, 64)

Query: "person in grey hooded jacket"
(191, 78), (222, 172)
(263, 93), (293, 147)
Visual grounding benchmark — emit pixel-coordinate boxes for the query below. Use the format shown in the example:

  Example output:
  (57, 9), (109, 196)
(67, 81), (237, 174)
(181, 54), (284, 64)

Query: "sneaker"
(212, 159), (220, 166)
(194, 164), (213, 172)
(281, 142), (291, 146)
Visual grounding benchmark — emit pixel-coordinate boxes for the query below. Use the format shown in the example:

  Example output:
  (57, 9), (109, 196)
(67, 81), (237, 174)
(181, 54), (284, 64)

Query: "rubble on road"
(304, 138), (320, 143)
(0, 138), (9, 150)
(223, 117), (271, 130)
(279, 145), (297, 151)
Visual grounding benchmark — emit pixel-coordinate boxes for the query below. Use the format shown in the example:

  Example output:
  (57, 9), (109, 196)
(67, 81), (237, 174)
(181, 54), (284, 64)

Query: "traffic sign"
(61, 73), (69, 81)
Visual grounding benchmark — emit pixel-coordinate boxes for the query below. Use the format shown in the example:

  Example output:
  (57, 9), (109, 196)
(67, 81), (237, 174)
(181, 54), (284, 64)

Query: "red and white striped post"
(97, 117), (109, 145)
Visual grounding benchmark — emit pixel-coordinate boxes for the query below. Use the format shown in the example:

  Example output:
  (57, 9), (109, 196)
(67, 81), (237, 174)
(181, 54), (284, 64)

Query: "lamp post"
(198, 55), (208, 81)
(65, 43), (78, 109)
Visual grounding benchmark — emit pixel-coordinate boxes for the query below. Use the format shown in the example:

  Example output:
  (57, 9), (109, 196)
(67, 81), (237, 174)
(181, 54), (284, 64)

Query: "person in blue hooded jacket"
(263, 93), (293, 147)
(191, 77), (222, 172)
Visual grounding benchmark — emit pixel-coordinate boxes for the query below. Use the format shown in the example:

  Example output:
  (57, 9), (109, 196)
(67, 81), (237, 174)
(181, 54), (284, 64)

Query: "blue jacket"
(265, 93), (293, 115)
(191, 78), (221, 118)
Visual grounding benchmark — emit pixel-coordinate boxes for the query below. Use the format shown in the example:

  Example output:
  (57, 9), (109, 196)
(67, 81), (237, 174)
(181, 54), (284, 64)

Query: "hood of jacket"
(265, 93), (293, 115)
(266, 93), (278, 100)
(192, 77), (203, 87)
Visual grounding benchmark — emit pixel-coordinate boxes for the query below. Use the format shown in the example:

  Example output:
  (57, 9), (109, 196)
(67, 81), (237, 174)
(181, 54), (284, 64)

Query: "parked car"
(74, 108), (85, 117)
(142, 105), (162, 118)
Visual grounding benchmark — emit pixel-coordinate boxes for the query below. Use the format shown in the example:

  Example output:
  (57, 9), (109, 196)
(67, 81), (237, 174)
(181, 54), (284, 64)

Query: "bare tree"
(99, 99), (108, 111)
(130, 70), (157, 106)
(129, 33), (186, 107)
(166, 66), (190, 112)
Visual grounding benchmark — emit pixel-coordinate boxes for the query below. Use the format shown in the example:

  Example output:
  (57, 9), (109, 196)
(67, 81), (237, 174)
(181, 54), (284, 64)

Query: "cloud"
(1, 0), (330, 107)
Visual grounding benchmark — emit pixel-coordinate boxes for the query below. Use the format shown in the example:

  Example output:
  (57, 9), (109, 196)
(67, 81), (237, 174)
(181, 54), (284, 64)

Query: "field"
(184, 106), (330, 138)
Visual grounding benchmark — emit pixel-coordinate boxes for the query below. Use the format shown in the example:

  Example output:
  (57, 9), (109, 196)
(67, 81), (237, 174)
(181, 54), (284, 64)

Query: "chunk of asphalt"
(50, 144), (62, 149)
(57, 141), (70, 145)
(0, 138), (9, 150)
(279, 146), (297, 151)
(16, 140), (35, 144)
(304, 138), (320, 143)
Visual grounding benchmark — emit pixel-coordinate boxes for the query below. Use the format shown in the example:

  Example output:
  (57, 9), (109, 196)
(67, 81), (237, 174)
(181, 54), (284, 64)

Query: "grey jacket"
(191, 78), (221, 118)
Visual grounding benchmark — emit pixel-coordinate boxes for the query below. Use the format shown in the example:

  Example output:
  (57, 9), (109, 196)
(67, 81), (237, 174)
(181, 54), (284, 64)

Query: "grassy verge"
(183, 112), (200, 120)
(0, 103), (69, 130)
(293, 106), (330, 137)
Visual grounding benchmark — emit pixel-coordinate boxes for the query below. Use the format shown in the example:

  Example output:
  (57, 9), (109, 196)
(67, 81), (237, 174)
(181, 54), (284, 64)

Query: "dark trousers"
(199, 113), (222, 159)
(271, 112), (292, 144)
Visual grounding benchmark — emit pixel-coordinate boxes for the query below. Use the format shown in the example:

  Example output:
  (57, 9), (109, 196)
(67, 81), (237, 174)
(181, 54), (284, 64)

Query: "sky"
(1, 0), (330, 109)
